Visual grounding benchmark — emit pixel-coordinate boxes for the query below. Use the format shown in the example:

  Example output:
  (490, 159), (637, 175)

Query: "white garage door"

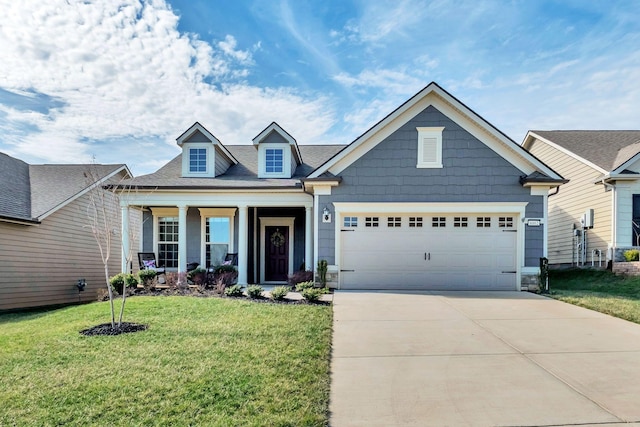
(340, 214), (518, 290)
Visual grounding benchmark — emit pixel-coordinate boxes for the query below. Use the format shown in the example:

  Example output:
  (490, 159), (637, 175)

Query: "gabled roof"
(120, 145), (344, 190)
(0, 152), (129, 224)
(309, 82), (563, 183)
(525, 130), (640, 172)
(176, 122), (238, 165)
(252, 122), (303, 165)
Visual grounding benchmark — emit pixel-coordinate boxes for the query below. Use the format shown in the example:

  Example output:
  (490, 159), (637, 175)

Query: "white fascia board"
(311, 85), (561, 180)
(37, 165), (129, 221)
(611, 152), (640, 175)
(177, 122), (237, 165)
(253, 122), (302, 165)
(333, 202), (528, 215)
(524, 131), (608, 174)
(120, 190), (313, 208)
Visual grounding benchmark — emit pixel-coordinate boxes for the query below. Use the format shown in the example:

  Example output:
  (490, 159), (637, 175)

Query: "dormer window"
(253, 122), (302, 179)
(266, 148), (284, 173)
(189, 148), (207, 173)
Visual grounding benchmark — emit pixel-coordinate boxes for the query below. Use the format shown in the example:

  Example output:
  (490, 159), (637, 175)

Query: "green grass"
(549, 268), (640, 324)
(0, 297), (333, 426)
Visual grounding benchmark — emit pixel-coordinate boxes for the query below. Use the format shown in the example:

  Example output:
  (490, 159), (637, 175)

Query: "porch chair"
(137, 252), (166, 281)
(224, 253), (238, 266)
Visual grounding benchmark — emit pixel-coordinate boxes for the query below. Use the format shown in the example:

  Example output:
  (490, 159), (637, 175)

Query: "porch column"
(121, 204), (130, 273)
(237, 205), (248, 285)
(178, 204), (188, 273)
(305, 206), (313, 271)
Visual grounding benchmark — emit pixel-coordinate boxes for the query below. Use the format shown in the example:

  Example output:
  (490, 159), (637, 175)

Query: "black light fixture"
(77, 279), (87, 292)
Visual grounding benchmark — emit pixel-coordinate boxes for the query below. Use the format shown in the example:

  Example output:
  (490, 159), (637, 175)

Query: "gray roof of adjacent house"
(532, 130), (640, 171)
(123, 144), (346, 189)
(0, 152), (126, 223)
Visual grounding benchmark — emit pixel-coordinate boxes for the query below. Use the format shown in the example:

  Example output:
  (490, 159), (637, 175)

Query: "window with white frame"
(189, 148), (207, 173)
(499, 217), (514, 228)
(344, 216), (358, 227)
(265, 148), (284, 173)
(416, 127), (444, 168)
(158, 217), (179, 268)
(205, 217), (231, 267)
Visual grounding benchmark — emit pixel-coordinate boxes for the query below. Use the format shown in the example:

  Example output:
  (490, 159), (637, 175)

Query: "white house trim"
(523, 132), (608, 174)
(259, 217), (295, 284)
(309, 83), (562, 182)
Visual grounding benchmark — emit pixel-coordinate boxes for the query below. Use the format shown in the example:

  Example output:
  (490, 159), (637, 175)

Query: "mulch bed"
(80, 322), (148, 336)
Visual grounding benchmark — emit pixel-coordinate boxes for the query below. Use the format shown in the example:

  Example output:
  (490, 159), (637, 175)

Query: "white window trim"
(416, 126), (444, 168)
(199, 208), (237, 267)
(258, 143), (292, 178)
(181, 142), (215, 178)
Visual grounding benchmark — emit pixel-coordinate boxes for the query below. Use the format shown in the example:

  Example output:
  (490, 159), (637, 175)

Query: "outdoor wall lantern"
(77, 278), (87, 292)
(322, 207), (331, 223)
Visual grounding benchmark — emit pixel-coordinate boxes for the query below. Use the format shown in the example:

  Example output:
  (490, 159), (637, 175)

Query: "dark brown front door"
(265, 226), (289, 282)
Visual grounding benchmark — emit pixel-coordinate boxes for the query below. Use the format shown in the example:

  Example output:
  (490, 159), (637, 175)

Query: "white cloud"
(0, 0), (335, 174)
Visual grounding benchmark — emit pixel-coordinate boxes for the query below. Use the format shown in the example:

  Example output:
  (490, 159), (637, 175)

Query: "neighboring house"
(0, 153), (135, 311)
(118, 82), (564, 291)
(523, 130), (640, 266)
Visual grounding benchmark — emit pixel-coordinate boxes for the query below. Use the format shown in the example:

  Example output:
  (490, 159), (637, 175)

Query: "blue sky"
(1, 0), (639, 175)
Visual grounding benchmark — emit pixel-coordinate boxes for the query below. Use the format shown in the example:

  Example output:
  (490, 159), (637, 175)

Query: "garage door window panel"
(477, 217), (491, 228)
(344, 216), (358, 228)
(387, 217), (401, 227)
(365, 217), (379, 227)
(409, 217), (423, 227)
(432, 217), (446, 227)
(454, 217), (468, 228)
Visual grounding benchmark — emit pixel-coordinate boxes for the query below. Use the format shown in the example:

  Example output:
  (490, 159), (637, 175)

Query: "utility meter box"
(583, 209), (594, 229)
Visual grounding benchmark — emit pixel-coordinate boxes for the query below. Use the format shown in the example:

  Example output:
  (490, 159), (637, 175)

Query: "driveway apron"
(329, 291), (640, 427)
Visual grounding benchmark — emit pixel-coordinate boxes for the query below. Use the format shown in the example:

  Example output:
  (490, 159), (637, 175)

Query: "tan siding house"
(0, 152), (133, 311)
(523, 131), (640, 265)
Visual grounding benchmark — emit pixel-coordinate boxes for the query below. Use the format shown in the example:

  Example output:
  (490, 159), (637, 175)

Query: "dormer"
(253, 122), (302, 178)
(177, 122), (237, 178)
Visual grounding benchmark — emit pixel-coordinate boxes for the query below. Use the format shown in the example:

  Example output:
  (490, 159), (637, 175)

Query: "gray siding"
(0, 190), (122, 311)
(262, 131), (287, 144)
(142, 210), (153, 252)
(318, 105), (543, 267)
(186, 208), (201, 264)
(214, 146), (232, 176)
(185, 130), (210, 143)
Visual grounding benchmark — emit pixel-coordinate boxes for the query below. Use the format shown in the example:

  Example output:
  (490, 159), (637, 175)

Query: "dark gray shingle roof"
(533, 130), (640, 171)
(0, 152), (31, 220)
(0, 152), (125, 222)
(29, 164), (124, 218)
(125, 144), (346, 189)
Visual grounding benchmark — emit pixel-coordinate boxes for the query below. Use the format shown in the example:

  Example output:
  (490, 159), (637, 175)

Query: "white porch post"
(121, 204), (130, 273)
(313, 194), (319, 276)
(178, 205), (188, 273)
(237, 205), (248, 285)
(305, 206), (313, 271)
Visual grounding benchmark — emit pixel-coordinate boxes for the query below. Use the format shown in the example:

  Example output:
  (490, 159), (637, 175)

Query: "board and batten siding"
(527, 138), (612, 264)
(0, 191), (124, 311)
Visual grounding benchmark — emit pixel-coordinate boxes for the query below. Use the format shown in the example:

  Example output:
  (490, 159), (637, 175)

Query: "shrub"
(287, 270), (313, 287)
(295, 281), (315, 292)
(225, 284), (244, 297)
(317, 259), (328, 287)
(301, 287), (324, 302)
(165, 272), (189, 290)
(246, 285), (264, 299)
(109, 273), (138, 294)
(187, 267), (207, 286)
(213, 264), (237, 274)
(624, 249), (639, 262)
(270, 286), (289, 301)
(138, 269), (157, 291)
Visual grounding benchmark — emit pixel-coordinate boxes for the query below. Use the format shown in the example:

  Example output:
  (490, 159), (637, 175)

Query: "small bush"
(301, 287), (324, 302)
(213, 264), (237, 274)
(138, 269), (157, 291)
(270, 286), (290, 301)
(187, 267), (207, 286)
(225, 284), (244, 297)
(295, 281), (315, 292)
(624, 249), (639, 262)
(109, 273), (138, 294)
(246, 285), (264, 299)
(287, 270), (313, 287)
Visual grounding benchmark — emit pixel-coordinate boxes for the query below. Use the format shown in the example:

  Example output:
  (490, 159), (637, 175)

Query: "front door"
(265, 226), (289, 282)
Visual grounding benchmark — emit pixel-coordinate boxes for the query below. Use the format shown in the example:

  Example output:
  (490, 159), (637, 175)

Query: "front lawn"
(0, 297), (332, 426)
(549, 268), (640, 324)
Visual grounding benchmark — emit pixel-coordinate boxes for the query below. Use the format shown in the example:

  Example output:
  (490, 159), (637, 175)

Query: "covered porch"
(120, 192), (313, 285)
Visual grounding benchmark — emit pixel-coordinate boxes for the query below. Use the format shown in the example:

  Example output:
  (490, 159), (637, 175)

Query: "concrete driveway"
(330, 291), (640, 427)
